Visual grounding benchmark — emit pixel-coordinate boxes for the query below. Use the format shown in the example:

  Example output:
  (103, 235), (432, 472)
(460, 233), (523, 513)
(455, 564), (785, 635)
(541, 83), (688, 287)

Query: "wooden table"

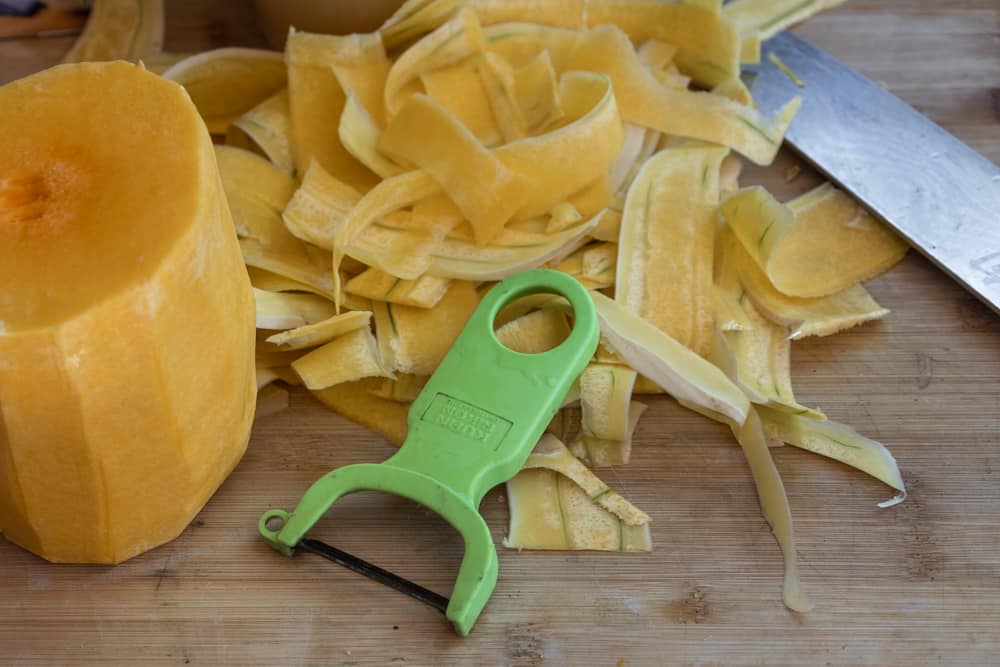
(2, 2), (999, 665)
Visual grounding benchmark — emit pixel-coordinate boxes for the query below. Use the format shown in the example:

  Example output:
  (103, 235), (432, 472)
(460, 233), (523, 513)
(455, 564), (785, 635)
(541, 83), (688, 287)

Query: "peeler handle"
(388, 268), (599, 505)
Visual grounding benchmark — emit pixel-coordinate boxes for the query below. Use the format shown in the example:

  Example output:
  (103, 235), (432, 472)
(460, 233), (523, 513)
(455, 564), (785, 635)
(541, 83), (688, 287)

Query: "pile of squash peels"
(67, 0), (913, 612)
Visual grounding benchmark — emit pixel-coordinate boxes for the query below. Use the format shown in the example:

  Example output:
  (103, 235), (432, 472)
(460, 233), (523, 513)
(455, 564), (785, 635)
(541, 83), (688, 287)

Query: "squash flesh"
(0, 62), (256, 563)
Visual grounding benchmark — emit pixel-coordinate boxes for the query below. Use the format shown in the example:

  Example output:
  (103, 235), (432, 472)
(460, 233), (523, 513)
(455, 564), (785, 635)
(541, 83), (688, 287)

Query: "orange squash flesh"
(0, 62), (256, 564)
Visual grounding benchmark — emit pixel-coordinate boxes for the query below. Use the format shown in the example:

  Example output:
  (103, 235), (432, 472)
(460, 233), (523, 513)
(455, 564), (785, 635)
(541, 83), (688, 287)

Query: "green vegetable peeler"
(258, 269), (599, 636)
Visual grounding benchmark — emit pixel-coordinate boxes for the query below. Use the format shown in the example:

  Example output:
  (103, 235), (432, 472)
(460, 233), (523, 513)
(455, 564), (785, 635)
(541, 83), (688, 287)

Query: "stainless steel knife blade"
(747, 32), (1000, 315)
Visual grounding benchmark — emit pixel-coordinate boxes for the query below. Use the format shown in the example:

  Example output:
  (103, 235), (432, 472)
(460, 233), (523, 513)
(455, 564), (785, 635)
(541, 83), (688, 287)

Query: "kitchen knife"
(747, 32), (1000, 315)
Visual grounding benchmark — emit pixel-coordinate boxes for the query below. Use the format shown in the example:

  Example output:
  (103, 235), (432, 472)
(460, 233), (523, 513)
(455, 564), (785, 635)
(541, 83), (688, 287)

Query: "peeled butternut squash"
(0, 62), (256, 564)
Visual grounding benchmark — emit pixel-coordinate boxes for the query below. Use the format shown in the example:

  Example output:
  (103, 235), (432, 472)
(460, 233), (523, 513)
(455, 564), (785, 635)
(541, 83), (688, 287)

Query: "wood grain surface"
(1, 2), (999, 665)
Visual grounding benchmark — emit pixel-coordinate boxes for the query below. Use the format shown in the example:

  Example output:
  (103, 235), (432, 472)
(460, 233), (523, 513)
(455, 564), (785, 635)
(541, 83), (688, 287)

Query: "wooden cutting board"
(1, 2), (999, 665)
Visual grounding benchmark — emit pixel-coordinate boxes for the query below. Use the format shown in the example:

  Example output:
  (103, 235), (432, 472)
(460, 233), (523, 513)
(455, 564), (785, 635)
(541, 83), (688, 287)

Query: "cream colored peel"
(592, 290), (750, 424)
(253, 288), (337, 330)
(524, 435), (650, 525)
(553, 242), (617, 289)
(758, 406), (906, 507)
(733, 409), (813, 613)
(579, 364), (637, 441)
(494, 308), (572, 355)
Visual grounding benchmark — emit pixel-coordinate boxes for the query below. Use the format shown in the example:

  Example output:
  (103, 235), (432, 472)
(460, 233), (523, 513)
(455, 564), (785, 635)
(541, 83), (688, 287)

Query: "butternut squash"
(0, 62), (256, 564)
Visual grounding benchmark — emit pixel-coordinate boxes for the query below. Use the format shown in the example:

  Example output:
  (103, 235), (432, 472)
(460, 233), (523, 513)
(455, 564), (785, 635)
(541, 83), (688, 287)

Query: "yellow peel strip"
(496, 71), (623, 219)
(379, 94), (529, 244)
(722, 184), (908, 298)
(580, 363), (637, 441)
(339, 93), (406, 179)
(384, 8), (485, 115)
(617, 146), (729, 356)
(285, 30), (380, 191)
(372, 281), (481, 375)
(724, 0), (847, 41)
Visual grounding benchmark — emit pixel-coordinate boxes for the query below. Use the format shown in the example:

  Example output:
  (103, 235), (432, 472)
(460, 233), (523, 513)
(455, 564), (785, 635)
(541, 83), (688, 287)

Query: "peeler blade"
(297, 538), (449, 614)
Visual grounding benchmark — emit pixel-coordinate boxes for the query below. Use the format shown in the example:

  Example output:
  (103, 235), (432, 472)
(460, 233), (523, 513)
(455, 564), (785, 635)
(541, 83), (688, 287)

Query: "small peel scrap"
(312, 378), (410, 446)
(345, 268), (451, 309)
(505, 435), (652, 552)
(291, 326), (393, 391)
(713, 301), (826, 420)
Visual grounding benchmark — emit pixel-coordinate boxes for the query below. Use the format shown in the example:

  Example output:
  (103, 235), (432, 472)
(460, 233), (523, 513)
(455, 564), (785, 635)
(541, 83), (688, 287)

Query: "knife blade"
(747, 32), (1000, 315)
